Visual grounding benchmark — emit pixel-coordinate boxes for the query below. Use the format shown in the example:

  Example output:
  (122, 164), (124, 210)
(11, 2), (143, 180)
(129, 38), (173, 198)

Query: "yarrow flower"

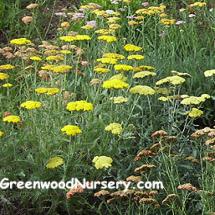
(204, 69), (215, 77)
(61, 125), (82, 136)
(114, 64), (133, 72)
(66, 100), (93, 112)
(2, 83), (13, 88)
(133, 71), (156, 79)
(188, 108), (203, 118)
(130, 85), (155, 95)
(0, 64), (15, 70)
(105, 123), (123, 135)
(124, 44), (142, 52)
(50, 65), (72, 73)
(94, 67), (110, 74)
(102, 79), (129, 89)
(181, 94), (210, 105)
(3, 115), (21, 123)
(103, 53), (125, 60)
(0, 73), (9, 80)
(110, 96), (128, 104)
(156, 75), (185, 86)
(30, 56), (42, 61)
(46, 156), (64, 169)
(98, 35), (117, 43)
(60, 35), (91, 42)
(10, 38), (32, 45)
(97, 58), (117, 65)
(92, 156), (113, 169)
(35, 87), (60, 95)
(20, 100), (42, 110)
(127, 54), (144, 60)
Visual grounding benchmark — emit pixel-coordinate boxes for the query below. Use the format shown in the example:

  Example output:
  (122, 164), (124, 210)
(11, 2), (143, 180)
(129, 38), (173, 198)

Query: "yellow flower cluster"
(133, 71), (156, 79)
(20, 101), (42, 110)
(61, 125), (82, 136)
(124, 44), (142, 52)
(92, 156), (113, 169)
(3, 115), (21, 123)
(98, 35), (117, 43)
(66, 100), (93, 112)
(10, 38), (32, 45)
(46, 156), (64, 169)
(130, 85), (155, 95)
(0, 131), (4, 137)
(188, 108), (203, 118)
(110, 96), (128, 104)
(204, 69), (215, 77)
(0, 64), (15, 70)
(160, 18), (176, 25)
(156, 75), (185, 86)
(94, 67), (110, 74)
(114, 64), (133, 72)
(181, 94), (210, 105)
(102, 79), (129, 89)
(190, 2), (207, 8)
(127, 54), (144, 60)
(0, 73), (9, 80)
(35, 87), (60, 95)
(105, 123), (123, 135)
(60, 35), (91, 42)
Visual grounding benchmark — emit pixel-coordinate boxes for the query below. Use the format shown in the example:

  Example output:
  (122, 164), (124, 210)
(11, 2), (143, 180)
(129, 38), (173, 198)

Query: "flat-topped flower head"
(97, 57), (118, 65)
(102, 53), (125, 60)
(188, 108), (203, 118)
(50, 65), (72, 73)
(102, 79), (129, 89)
(35, 87), (60, 95)
(30, 56), (42, 61)
(130, 85), (155, 95)
(66, 100), (93, 112)
(3, 115), (21, 123)
(110, 96), (128, 104)
(156, 75), (185, 86)
(204, 69), (215, 77)
(92, 156), (113, 169)
(20, 101), (42, 110)
(10, 38), (32, 45)
(127, 54), (144, 60)
(181, 94), (210, 105)
(98, 35), (117, 43)
(46, 156), (64, 169)
(0, 64), (15, 70)
(114, 64), (133, 72)
(2, 83), (13, 88)
(124, 44), (142, 52)
(133, 71), (156, 79)
(0, 73), (9, 80)
(105, 123), (123, 135)
(61, 125), (82, 136)
(94, 67), (110, 74)
(60, 35), (91, 42)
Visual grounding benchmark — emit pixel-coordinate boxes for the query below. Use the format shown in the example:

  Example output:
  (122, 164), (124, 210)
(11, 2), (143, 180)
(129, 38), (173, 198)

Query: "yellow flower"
(0, 64), (15, 70)
(133, 71), (156, 79)
(114, 64), (133, 72)
(61, 125), (82, 136)
(10, 38), (32, 45)
(98, 35), (117, 43)
(102, 79), (129, 89)
(97, 58), (117, 65)
(102, 53), (125, 60)
(35, 87), (60, 95)
(94, 67), (110, 74)
(0, 131), (4, 137)
(188, 108), (203, 118)
(134, 65), (155, 72)
(30, 56), (42, 61)
(190, 2), (206, 7)
(127, 54), (144, 60)
(50, 65), (72, 73)
(41, 64), (55, 71)
(109, 74), (127, 81)
(204, 69), (215, 77)
(156, 75), (185, 86)
(109, 23), (121, 30)
(46, 55), (64, 61)
(60, 50), (72, 55)
(105, 123), (123, 135)
(66, 100), (93, 112)
(46, 156), (64, 169)
(3, 115), (21, 123)
(130, 85), (155, 95)
(0, 73), (9, 80)
(20, 100), (42, 110)
(158, 96), (169, 102)
(2, 83), (13, 88)
(124, 44), (142, 52)
(181, 94), (210, 105)
(110, 96), (128, 104)
(92, 156), (113, 169)
(160, 18), (176, 25)
(60, 35), (91, 42)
